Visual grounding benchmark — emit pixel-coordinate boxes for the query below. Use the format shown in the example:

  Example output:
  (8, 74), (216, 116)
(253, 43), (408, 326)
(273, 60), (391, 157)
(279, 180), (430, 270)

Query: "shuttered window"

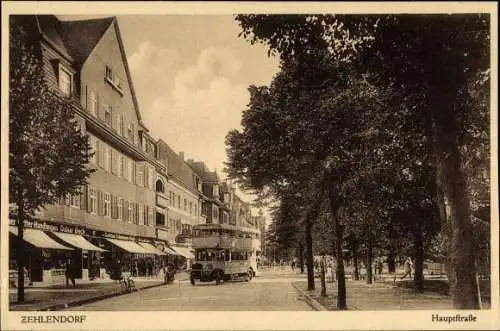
(118, 198), (123, 221)
(111, 148), (118, 175)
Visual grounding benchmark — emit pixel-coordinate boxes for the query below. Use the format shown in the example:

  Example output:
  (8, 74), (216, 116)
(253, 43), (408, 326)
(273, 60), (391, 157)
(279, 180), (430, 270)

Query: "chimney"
(179, 152), (184, 161)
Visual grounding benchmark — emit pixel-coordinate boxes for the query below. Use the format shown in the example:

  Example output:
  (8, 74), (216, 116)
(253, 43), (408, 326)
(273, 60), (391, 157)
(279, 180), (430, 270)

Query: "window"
(118, 198), (123, 221)
(138, 204), (144, 225)
(89, 91), (97, 116)
(104, 104), (112, 126)
(111, 148), (118, 175)
(70, 192), (80, 208)
(128, 158), (134, 182)
(103, 144), (110, 171)
(118, 155), (124, 178)
(195, 204), (198, 217)
(59, 67), (72, 96)
(128, 123), (134, 142)
(177, 196), (180, 208)
(89, 186), (97, 215)
(104, 193), (111, 218)
(184, 199), (187, 211)
(118, 115), (124, 136)
(169, 192), (173, 206)
(189, 202), (192, 215)
(105, 66), (113, 80)
(136, 164), (144, 186)
(149, 167), (154, 188)
(144, 166), (150, 188)
(148, 207), (153, 226)
(128, 201), (133, 223)
(213, 185), (219, 198)
(89, 135), (98, 165)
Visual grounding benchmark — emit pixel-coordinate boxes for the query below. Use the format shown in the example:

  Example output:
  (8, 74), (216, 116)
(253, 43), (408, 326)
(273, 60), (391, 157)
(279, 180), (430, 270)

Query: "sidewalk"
(9, 272), (190, 311)
(293, 278), (455, 310)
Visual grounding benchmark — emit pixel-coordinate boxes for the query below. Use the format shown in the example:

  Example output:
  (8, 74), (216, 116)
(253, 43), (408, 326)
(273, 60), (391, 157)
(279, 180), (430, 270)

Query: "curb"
(39, 282), (165, 311)
(291, 282), (327, 311)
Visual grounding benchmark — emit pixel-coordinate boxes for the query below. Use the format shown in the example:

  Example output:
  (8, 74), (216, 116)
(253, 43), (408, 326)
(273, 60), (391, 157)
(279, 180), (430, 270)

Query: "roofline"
(114, 19), (148, 132)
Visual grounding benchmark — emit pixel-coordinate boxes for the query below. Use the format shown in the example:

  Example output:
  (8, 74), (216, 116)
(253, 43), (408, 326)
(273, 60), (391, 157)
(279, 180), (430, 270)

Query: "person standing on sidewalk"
(400, 257), (413, 279)
(65, 259), (75, 287)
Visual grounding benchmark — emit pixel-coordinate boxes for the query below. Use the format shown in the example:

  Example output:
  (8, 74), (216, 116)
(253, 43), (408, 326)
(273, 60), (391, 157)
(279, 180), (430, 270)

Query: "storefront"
(171, 245), (195, 270)
(8, 219), (174, 284)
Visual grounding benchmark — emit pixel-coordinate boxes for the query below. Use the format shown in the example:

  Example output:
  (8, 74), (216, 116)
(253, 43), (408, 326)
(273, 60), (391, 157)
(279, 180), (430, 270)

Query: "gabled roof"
(36, 15), (146, 130)
(58, 17), (114, 65)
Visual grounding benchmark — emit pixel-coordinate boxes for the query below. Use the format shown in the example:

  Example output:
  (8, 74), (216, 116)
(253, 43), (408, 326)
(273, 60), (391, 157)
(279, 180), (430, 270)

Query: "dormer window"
(105, 65), (124, 95)
(59, 67), (72, 96)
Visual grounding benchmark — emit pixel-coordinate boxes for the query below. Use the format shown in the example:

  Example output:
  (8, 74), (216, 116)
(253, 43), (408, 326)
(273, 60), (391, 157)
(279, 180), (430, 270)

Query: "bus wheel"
(190, 276), (195, 286)
(247, 269), (253, 281)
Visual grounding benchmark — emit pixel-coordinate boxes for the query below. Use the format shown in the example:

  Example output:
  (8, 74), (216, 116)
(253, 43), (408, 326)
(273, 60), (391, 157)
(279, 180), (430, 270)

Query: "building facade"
(9, 15), (172, 285)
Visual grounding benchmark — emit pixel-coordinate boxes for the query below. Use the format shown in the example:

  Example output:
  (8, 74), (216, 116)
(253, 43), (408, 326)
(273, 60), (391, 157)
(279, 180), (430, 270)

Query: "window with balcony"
(59, 67), (72, 96)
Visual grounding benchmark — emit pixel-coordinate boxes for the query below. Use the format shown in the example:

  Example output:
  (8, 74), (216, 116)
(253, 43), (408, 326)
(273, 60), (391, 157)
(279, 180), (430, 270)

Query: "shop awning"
(106, 238), (154, 254)
(9, 227), (73, 250)
(138, 242), (167, 255)
(52, 232), (107, 252)
(163, 247), (180, 255)
(172, 246), (195, 259)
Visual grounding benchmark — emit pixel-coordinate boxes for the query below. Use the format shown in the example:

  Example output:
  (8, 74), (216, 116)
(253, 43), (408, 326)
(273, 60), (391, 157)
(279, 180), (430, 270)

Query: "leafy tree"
(235, 13), (490, 309)
(9, 18), (93, 302)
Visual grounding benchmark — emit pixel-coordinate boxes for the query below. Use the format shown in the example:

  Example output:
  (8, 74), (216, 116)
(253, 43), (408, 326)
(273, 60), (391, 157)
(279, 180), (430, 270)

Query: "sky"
(60, 15), (280, 218)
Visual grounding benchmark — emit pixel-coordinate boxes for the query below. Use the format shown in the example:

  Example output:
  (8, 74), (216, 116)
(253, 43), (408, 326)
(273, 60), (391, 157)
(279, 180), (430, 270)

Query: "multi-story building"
(186, 160), (232, 225)
(156, 143), (200, 266)
(9, 15), (172, 285)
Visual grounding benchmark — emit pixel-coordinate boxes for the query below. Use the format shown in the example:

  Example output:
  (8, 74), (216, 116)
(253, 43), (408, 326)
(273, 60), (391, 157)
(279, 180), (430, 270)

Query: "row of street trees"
(225, 14), (490, 309)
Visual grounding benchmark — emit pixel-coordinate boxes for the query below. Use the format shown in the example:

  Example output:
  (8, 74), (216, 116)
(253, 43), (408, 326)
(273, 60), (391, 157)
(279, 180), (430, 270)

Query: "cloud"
(141, 47), (249, 174)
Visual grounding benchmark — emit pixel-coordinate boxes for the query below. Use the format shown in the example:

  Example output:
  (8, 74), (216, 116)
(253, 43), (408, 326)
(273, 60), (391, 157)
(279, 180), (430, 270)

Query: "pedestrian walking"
(65, 259), (76, 287)
(400, 257), (413, 279)
(291, 260), (296, 271)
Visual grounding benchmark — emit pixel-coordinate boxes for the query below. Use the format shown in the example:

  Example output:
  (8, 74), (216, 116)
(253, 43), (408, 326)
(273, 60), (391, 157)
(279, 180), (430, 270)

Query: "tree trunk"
(305, 217), (315, 290)
(320, 256), (327, 297)
(299, 241), (304, 274)
(413, 225), (424, 293)
(329, 189), (346, 310)
(387, 246), (396, 274)
(16, 200), (25, 303)
(366, 227), (373, 285)
(352, 239), (359, 280)
(431, 95), (480, 309)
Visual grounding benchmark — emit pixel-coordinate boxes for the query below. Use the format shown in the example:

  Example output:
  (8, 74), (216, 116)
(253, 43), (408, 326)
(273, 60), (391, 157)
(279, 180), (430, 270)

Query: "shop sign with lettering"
(9, 219), (87, 235)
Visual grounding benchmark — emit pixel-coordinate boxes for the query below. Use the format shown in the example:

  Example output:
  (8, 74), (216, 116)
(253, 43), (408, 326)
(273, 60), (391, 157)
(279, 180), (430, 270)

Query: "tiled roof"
(36, 15), (73, 60)
(58, 17), (115, 65)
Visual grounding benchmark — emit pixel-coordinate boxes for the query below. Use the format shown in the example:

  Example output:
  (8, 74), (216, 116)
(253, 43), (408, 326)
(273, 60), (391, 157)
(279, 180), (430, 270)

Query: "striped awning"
(9, 227), (73, 250)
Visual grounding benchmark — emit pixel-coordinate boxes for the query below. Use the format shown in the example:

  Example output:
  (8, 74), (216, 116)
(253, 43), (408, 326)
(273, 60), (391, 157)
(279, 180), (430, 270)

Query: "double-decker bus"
(190, 223), (260, 285)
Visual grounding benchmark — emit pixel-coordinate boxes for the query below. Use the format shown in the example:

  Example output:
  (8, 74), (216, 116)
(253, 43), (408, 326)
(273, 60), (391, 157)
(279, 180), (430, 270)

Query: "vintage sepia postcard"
(1, 1), (498, 330)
